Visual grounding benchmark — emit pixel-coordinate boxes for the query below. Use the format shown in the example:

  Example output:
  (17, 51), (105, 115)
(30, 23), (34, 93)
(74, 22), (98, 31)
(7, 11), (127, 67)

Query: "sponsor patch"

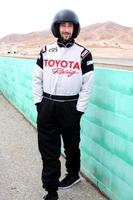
(49, 47), (58, 52)
(87, 60), (93, 65)
(81, 49), (90, 58)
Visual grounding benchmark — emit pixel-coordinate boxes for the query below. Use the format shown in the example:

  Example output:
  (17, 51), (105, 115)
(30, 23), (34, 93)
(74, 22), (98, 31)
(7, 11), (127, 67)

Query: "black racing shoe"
(43, 192), (58, 200)
(59, 174), (80, 189)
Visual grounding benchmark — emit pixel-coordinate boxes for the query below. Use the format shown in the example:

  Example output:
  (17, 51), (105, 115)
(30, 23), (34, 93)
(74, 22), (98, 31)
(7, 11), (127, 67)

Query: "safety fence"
(0, 56), (37, 126)
(0, 56), (133, 200)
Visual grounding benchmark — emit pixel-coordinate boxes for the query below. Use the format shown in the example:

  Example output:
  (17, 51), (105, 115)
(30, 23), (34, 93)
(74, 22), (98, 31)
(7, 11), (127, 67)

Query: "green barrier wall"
(0, 56), (37, 126)
(81, 68), (133, 200)
(0, 57), (133, 200)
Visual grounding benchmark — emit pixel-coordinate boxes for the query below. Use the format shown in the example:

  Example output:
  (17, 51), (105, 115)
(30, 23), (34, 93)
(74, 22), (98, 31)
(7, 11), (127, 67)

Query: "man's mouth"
(63, 32), (70, 36)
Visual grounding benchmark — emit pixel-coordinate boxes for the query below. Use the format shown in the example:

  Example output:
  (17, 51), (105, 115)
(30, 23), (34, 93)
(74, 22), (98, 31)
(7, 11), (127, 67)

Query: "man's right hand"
(35, 102), (42, 112)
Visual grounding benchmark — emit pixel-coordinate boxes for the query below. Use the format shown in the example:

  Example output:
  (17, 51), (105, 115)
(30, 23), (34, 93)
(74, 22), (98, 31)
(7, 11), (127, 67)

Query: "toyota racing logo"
(43, 59), (80, 77)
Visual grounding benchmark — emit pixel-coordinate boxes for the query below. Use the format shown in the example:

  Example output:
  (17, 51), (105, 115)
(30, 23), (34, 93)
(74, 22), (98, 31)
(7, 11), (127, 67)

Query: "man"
(33, 9), (94, 200)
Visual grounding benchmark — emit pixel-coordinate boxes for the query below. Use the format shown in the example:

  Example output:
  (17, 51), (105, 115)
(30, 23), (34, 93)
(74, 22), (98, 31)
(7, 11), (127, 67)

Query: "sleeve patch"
(87, 60), (93, 65)
(81, 49), (90, 59)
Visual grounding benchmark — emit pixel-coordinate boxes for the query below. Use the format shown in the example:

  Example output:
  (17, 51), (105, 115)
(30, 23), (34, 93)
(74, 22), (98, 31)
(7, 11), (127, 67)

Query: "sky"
(0, 0), (133, 38)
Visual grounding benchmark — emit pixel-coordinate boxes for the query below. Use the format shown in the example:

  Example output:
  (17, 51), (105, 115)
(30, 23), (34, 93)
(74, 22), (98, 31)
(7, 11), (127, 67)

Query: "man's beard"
(60, 32), (72, 41)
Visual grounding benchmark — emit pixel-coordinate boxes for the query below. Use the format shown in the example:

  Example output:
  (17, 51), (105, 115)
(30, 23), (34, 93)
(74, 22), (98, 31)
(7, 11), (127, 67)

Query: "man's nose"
(64, 26), (70, 32)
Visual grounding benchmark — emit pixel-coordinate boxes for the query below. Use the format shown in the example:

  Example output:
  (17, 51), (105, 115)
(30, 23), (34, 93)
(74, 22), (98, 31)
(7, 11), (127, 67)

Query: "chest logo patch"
(43, 59), (80, 77)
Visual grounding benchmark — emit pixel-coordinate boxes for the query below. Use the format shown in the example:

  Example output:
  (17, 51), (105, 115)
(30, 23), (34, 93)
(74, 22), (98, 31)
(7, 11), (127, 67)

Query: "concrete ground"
(0, 93), (108, 200)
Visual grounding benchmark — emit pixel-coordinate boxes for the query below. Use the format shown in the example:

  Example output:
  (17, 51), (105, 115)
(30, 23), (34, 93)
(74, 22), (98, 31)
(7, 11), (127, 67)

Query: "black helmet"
(51, 9), (80, 38)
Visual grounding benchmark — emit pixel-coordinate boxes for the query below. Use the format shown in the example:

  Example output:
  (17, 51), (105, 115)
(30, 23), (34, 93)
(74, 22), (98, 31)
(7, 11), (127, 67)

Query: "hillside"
(0, 21), (133, 58)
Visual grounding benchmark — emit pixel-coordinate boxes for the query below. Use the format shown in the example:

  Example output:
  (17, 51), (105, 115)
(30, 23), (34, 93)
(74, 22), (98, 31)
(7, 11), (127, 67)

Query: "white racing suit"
(33, 39), (94, 192)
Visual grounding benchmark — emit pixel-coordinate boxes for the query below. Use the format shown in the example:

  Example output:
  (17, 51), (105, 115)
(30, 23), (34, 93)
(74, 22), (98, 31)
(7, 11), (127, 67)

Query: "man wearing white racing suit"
(33, 9), (94, 200)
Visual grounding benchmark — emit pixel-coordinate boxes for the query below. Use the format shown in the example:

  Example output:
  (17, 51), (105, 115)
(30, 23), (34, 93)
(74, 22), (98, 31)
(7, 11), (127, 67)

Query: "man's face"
(59, 22), (74, 41)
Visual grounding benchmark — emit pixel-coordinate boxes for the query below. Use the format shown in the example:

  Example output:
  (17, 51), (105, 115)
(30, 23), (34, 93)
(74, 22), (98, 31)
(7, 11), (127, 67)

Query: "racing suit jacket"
(33, 39), (94, 112)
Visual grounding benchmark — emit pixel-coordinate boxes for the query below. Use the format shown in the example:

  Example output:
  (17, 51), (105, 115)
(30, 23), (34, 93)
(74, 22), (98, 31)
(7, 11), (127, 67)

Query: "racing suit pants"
(37, 94), (82, 192)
